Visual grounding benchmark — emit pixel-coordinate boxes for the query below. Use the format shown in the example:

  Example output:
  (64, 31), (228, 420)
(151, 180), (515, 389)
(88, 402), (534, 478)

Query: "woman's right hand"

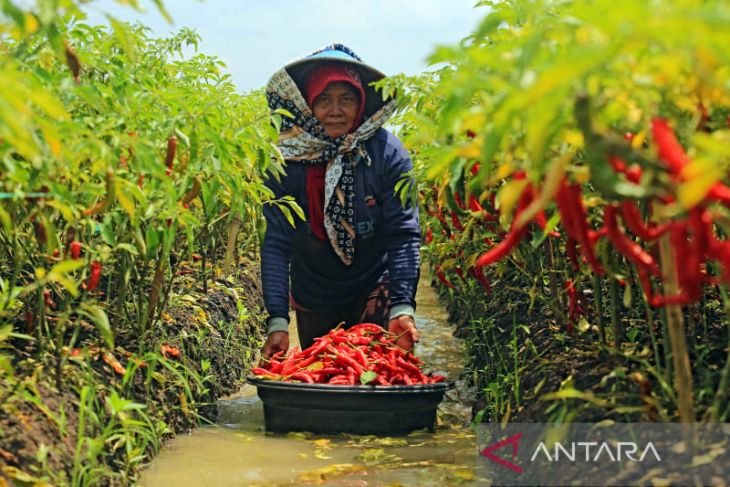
(259, 331), (289, 367)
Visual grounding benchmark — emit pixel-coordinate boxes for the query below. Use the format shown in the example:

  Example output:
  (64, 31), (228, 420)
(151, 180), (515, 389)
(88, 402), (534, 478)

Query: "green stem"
(593, 273), (606, 345)
(610, 275), (621, 349)
(706, 285), (730, 422)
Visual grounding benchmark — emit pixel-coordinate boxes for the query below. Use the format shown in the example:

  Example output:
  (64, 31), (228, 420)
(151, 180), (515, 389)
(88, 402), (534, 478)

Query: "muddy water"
(140, 273), (480, 486)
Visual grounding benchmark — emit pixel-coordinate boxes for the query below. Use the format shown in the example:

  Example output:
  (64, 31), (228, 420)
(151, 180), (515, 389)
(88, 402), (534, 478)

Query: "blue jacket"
(261, 128), (420, 333)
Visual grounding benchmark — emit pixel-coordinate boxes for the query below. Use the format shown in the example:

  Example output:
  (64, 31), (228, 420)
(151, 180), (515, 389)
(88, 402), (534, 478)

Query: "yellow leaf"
(678, 157), (722, 209)
(39, 121), (62, 156)
(497, 179), (529, 222)
(563, 130), (584, 148)
(573, 166), (590, 184)
(540, 387), (608, 407)
(488, 159), (514, 185)
(115, 182), (136, 220)
(24, 13), (39, 33)
(0, 205), (12, 232)
(457, 141), (481, 159)
(631, 130), (647, 150)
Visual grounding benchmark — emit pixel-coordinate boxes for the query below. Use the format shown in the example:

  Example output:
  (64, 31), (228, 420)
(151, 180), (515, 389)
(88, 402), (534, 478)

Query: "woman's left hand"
(387, 315), (420, 352)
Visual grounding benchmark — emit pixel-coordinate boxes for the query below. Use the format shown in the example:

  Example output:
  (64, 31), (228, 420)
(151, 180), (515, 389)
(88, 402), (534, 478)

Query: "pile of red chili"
(252, 323), (446, 386)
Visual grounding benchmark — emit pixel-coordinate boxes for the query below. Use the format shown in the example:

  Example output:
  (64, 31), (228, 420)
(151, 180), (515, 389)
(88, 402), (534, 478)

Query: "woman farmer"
(260, 44), (420, 360)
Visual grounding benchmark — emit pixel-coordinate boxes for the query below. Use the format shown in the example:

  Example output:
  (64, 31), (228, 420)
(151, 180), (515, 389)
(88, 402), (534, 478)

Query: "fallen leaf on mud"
(372, 437), (408, 447)
(286, 431), (312, 440)
(355, 448), (401, 465)
(160, 344), (181, 359)
(1, 466), (50, 485)
(298, 463), (367, 484)
(129, 357), (147, 368)
(0, 448), (19, 464)
(453, 469), (476, 481)
(102, 352), (126, 376)
(161, 311), (174, 323)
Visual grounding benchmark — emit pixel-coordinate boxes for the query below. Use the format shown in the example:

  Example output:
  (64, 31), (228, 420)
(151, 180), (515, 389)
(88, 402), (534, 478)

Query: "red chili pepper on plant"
(69, 241), (82, 259)
(604, 205), (661, 276)
(424, 227), (433, 244)
(165, 135), (177, 175)
(651, 117), (689, 177)
(85, 261), (102, 291)
(434, 265), (456, 289)
(619, 201), (668, 241)
(450, 211), (464, 232)
(556, 180), (604, 275)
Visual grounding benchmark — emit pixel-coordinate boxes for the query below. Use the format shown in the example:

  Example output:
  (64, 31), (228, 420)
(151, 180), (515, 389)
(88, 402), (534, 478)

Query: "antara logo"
(530, 441), (661, 463)
(481, 432), (662, 474)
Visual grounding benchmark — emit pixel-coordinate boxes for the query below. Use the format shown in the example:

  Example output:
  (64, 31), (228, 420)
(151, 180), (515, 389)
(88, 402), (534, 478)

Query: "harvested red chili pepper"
(254, 324), (445, 385)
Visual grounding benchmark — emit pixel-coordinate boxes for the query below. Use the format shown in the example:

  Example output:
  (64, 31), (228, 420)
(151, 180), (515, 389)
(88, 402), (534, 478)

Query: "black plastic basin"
(247, 376), (454, 435)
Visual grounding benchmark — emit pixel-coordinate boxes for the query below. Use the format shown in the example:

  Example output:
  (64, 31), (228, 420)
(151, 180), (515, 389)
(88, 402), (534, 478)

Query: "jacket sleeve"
(380, 138), (420, 319)
(261, 171), (296, 334)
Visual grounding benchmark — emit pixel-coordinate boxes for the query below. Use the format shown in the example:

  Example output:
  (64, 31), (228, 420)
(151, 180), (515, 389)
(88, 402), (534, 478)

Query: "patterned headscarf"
(266, 46), (397, 266)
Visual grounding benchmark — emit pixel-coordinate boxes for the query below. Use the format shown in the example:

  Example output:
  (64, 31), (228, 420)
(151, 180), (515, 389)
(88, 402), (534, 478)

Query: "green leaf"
(0, 325), (11, 342)
(360, 371), (377, 385)
(80, 303), (114, 349)
(108, 16), (137, 62)
(150, 0), (173, 24)
(50, 259), (85, 276)
(0, 204), (12, 232)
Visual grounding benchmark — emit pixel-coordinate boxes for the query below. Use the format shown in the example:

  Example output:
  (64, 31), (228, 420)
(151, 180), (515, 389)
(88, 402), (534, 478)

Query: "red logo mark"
(480, 432), (524, 474)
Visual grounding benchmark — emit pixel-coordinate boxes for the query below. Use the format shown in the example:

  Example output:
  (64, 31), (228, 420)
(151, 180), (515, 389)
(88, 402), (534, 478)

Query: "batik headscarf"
(266, 45), (397, 266)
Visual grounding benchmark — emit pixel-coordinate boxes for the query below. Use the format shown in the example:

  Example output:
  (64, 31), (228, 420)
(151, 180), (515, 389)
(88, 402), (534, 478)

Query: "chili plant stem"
(706, 285), (730, 422)
(642, 287), (663, 378)
(610, 273), (621, 349)
(593, 273), (606, 345)
(222, 215), (241, 276)
(658, 233), (695, 424)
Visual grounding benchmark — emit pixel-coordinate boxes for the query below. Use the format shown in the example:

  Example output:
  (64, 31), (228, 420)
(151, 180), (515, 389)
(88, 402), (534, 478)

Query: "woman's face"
(311, 82), (360, 138)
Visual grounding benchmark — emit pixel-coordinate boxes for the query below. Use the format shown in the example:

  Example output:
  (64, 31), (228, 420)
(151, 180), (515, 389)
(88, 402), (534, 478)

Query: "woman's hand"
(387, 315), (420, 352)
(259, 331), (289, 367)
